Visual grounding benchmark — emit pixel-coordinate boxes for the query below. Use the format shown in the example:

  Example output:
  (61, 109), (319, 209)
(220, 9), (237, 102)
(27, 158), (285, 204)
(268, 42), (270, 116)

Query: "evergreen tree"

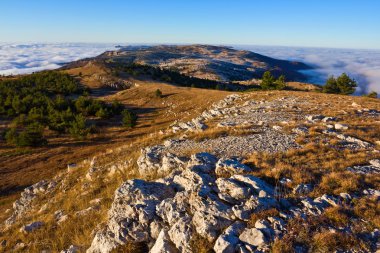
(323, 76), (340, 93)
(336, 73), (357, 95)
(261, 71), (276, 90)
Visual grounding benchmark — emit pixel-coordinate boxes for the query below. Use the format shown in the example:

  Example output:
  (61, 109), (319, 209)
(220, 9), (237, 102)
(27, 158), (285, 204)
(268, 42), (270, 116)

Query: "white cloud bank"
(1, 43), (379, 94)
(236, 45), (380, 94)
(0, 43), (116, 75)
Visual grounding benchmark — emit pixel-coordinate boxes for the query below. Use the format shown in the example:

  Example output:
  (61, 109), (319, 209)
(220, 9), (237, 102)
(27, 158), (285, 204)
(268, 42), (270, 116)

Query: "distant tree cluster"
(260, 71), (286, 90)
(0, 71), (133, 146)
(322, 73), (357, 95)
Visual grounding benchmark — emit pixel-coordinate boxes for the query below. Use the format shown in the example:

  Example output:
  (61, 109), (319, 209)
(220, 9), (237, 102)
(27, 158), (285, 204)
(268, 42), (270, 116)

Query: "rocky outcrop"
(87, 147), (356, 253)
(4, 180), (56, 226)
(87, 152), (282, 253)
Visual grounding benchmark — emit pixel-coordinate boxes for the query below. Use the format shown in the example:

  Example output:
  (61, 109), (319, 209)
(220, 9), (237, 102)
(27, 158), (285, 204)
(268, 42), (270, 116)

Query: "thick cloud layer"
(0, 43), (116, 75)
(1, 43), (379, 94)
(236, 45), (380, 94)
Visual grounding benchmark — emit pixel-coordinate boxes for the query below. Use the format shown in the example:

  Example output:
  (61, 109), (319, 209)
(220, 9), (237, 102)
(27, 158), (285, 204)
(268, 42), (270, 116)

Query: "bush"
(155, 89), (162, 98)
(122, 109), (137, 128)
(5, 124), (47, 147)
(366, 91), (378, 98)
(323, 73), (357, 95)
(69, 114), (90, 139)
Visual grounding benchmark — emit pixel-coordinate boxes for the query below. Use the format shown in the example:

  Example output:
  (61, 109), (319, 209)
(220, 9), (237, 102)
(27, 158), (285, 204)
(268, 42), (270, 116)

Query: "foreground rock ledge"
(87, 152), (360, 253)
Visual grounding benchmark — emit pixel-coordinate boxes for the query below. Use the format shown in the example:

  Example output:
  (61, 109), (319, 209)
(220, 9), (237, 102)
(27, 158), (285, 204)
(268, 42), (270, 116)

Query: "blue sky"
(0, 0), (379, 49)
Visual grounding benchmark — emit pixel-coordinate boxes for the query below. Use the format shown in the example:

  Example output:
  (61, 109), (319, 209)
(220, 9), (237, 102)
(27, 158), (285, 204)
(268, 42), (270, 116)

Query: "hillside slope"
(78, 44), (311, 82)
(1, 89), (379, 253)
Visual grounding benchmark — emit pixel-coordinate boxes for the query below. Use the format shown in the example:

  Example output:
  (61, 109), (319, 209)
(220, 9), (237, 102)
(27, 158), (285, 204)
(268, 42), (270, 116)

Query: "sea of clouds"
(236, 45), (380, 94)
(0, 43), (116, 75)
(0, 43), (379, 94)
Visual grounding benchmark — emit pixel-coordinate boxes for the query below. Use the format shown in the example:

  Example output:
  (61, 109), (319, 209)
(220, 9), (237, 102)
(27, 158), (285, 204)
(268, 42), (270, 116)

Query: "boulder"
(213, 222), (246, 253)
(215, 159), (252, 176)
(239, 228), (268, 247)
(216, 178), (252, 204)
(150, 230), (178, 253)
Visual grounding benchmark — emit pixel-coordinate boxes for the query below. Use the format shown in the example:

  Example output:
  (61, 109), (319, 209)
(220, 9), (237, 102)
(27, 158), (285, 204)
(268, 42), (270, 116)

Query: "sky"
(0, 0), (379, 49)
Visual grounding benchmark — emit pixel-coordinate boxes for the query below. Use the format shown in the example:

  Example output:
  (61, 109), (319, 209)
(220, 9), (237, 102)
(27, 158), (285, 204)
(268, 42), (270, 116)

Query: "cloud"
(0, 43), (116, 75)
(236, 45), (380, 94)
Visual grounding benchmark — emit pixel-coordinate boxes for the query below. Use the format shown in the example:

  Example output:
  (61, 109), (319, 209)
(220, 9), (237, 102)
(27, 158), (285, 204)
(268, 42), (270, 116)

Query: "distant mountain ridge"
(96, 44), (311, 82)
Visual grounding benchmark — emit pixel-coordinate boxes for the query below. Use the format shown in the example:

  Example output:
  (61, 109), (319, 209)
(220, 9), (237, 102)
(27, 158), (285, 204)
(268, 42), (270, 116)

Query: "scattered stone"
(293, 184), (313, 195)
(369, 159), (380, 168)
(20, 221), (44, 233)
(60, 245), (79, 253)
(67, 163), (78, 172)
(347, 165), (380, 174)
(292, 126), (309, 135)
(334, 123), (348, 130)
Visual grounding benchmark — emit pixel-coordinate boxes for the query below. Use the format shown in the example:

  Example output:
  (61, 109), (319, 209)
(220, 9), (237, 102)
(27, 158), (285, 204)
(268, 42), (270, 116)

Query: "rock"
(334, 123), (348, 130)
(363, 188), (380, 197)
(232, 196), (277, 221)
(87, 228), (119, 253)
(231, 175), (274, 196)
(334, 134), (373, 149)
(55, 210), (68, 224)
(347, 165), (380, 174)
(188, 152), (218, 173)
(339, 193), (352, 201)
(239, 228), (268, 247)
(292, 127), (309, 135)
(20, 221), (44, 233)
(150, 229), (178, 253)
(306, 115), (324, 122)
(0, 240), (6, 247)
(214, 222), (246, 253)
(293, 184), (313, 195)
(215, 159), (252, 176)
(272, 125), (283, 131)
(5, 180), (54, 225)
(137, 146), (187, 177)
(168, 216), (193, 253)
(216, 178), (252, 204)
(61, 245), (79, 253)
(369, 159), (380, 168)
(67, 163), (78, 172)
(322, 117), (337, 122)
(14, 242), (26, 251)
(87, 179), (175, 252)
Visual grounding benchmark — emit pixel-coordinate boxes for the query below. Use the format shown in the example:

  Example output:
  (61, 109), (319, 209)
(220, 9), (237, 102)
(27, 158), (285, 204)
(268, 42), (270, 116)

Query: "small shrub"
(155, 89), (162, 98)
(122, 109), (137, 128)
(366, 91), (378, 98)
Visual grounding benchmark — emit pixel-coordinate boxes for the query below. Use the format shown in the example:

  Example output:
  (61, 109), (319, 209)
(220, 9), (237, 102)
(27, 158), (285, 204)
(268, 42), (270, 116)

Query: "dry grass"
(246, 142), (379, 197)
(272, 215), (369, 252)
(247, 208), (280, 228)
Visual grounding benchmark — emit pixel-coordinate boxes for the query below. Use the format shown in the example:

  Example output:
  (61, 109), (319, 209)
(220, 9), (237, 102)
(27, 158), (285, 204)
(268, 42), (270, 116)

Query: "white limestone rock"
(214, 222), (246, 253)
